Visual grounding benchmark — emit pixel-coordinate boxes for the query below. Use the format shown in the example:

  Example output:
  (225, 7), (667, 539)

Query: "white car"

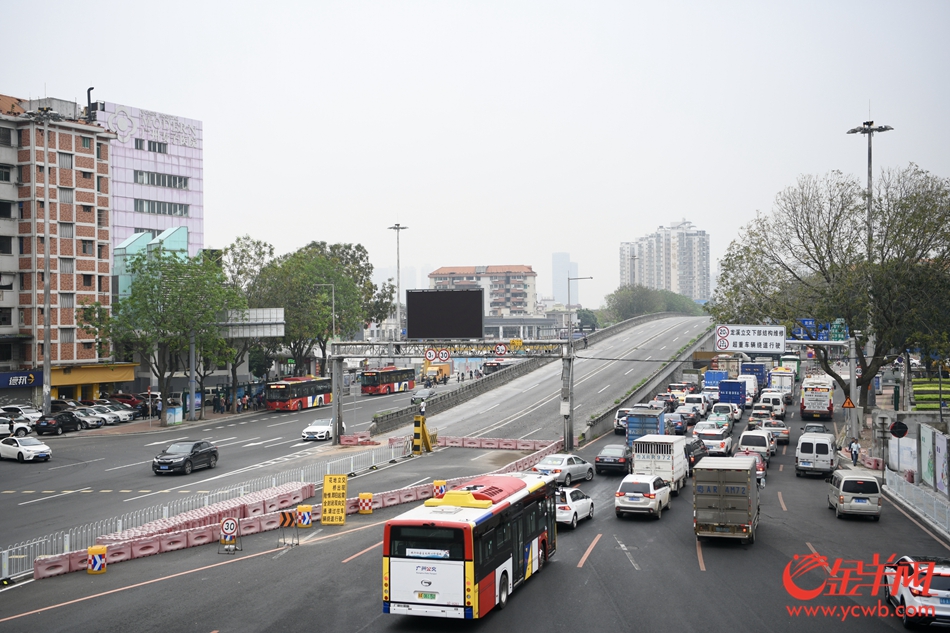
(301, 419), (345, 441)
(530, 454), (594, 486)
(2, 405), (42, 424)
(1, 418), (33, 438)
(72, 408), (106, 429)
(103, 404), (134, 423)
(884, 555), (950, 627)
(710, 402), (741, 422)
(555, 487), (594, 529)
(614, 474), (672, 519)
(693, 422), (733, 456)
(91, 405), (122, 425)
(614, 408), (634, 435)
(0, 436), (52, 462)
(701, 387), (720, 404)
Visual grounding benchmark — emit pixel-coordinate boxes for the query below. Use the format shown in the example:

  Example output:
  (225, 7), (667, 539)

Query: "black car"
(666, 413), (687, 435)
(594, 444), (633, 475)
(684, 437), (708, 475)
(674, 405), (699, 427)
(153, 441), (218, 475)
(34, 411), (84, 435)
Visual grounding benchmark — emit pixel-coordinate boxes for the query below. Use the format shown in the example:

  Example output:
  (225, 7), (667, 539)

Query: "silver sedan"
(530, 454), (594, 486)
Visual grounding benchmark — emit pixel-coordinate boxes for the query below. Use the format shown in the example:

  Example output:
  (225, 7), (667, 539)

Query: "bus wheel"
(497, 574), (509, 610)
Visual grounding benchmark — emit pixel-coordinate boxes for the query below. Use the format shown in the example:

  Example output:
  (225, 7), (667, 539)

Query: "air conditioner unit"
(14, 180), (23, 186)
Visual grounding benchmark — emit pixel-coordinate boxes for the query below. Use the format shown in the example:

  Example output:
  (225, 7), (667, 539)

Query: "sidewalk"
(83, 405), (261, 437)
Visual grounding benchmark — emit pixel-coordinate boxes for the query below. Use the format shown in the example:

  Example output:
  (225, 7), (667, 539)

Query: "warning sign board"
(321, 474), (348, 525)
(842, 397), (855, 409)
(715, 324), (787, 354)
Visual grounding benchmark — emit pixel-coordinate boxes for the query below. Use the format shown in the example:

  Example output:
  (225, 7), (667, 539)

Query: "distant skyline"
(6, 1), (949, 307)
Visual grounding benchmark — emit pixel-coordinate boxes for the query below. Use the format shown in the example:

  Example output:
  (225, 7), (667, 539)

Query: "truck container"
(682, 369), (704, 392)
(717, 379), (747, 411)
(740, 363), (768, 392)
(779, 354), (802, 381)
(693, 456), (760, 544)
(624, 408), (665, 445)
(631, 434), (688, 496)
(753, 356), (776, 371)
(704, 370), (729, 388)
(768, 368), (796, 404)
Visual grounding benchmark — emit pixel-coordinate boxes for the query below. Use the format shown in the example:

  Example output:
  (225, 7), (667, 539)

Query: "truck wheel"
(746, 530), (755, 545)
(671, 480), (680, 497)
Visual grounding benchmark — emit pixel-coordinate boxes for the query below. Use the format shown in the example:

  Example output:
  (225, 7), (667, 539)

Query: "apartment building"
(620, 220), (710, 302)
(428, 265), (538, 316)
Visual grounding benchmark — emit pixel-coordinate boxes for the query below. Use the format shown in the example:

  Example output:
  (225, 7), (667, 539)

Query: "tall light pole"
(562, 275), (593, 452)
(388, 224), (408, 340)
(21, 107), (62, 415)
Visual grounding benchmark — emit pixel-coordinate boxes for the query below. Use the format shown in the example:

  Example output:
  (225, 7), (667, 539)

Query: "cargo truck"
(779, 354), (802, 381)
(682, 369), (704, 393)
(704, 370), (729, 388)
(624, 408), (666, 444)
(740, 363), (768, 393)
(693, 456), (760, 544)
(768, 368), (796, 404)
(631, 434), (688, 496)
(717, 379), (747, 411)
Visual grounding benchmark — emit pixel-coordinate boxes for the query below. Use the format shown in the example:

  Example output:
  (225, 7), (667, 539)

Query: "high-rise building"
(428, 265), (537, 316)
(552, 253), (580, 306)
(620, 220), (710, 301)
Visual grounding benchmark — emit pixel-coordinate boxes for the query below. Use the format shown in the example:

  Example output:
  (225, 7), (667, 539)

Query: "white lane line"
(597, 385), (610, 394)
(267, 419), (299, 428)
(351, 422), (372, 428)
(408, 477), (430, 487)
(289, 442), (310, 448)
(264, 438), (301, 448)
(645, 355), (652, 360)
(615, 536), (641, 570)
(660, 346), (667, 350)
(480, 404), (500, 413)
(521, 383), (540, 392)
(48, 458), (105, 470)
(104, 460), (152, 472)
(470, 452), (493, 461)
(624, 367), (636, 375)
(244, 438), (279, 447)
(519, 428), (541, 439)
(19, 487), (91, 506)
(144, 437), (189, 447)
(216, 437), (259, 448)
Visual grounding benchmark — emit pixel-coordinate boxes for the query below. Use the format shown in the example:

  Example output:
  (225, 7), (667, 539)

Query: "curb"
(882, 484), (950, 549)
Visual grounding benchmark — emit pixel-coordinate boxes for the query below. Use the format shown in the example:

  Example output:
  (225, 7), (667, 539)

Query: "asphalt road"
(1, 316), (711, 548)
(1, 404), (944, 632)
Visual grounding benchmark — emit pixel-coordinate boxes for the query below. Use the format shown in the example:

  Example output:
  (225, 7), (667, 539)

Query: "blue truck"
(624, 408), (666, 446)
(717, 379), (748, 411)
(740, 363), (768, 393)
(704, 370), (729, 388)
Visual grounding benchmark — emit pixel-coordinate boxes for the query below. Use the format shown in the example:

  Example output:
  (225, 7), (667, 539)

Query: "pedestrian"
(156, 399), (163, 417)
(212, 394), (220, 415)
(469, 371), (473, 380)
(850, 438), (861, 467)
(457, 372), (460, 383)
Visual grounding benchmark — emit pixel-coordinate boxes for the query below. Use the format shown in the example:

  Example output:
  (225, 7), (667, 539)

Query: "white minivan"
(684, 394), (708, 417)
(827, 472), (882, 520)
(795, 433), (838, 477)
(737, 430), (773, 466)
(758, 392), (786, 420)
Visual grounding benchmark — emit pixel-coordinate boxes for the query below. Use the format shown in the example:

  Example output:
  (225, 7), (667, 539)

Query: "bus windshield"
(361, 373), (380, 387)
(389, 525), (465, 560)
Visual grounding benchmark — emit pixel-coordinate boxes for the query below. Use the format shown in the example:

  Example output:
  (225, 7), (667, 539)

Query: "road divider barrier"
(434, 480), (446, 496)
(380, 491), (400, 507)
(33, 554), (70, 580)
(105, 542), (132, 565)
(398, 488), (417, 504)
(69, 549), (90, 572)
(339, 435), (359, 446)
(261, 513), (283, 532)
(239, 516), (262, 536)
(159, 532), (189, 553)
(130, 536), (161, 560)
(243, 500), (265, 517)
(358, 493), (373, 514)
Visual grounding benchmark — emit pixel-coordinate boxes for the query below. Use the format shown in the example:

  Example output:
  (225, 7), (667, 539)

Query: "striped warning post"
(358, 493), (373, 514)
(433, 480), (446, 497)
(87, 545), (107, 575)
(297, 504), (313, 528)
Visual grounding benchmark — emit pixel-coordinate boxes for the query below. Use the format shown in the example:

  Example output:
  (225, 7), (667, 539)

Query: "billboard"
(406, 289), (484, 340)
(715, 324), (787, 354)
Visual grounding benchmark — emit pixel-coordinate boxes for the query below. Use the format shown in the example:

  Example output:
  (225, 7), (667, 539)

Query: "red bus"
(264, 376), (332, 411)
(360, 366), (415, 395)
(383, 472), (557, 619)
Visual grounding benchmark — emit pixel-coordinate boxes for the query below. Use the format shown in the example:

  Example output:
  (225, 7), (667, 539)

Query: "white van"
(758, 393), (786, 420)
(795, 433), (838, 477)
(827, 472), (882, 520)
(737, 374), (759, 403)
(684, 394), (708, 417)
(737, 430), (773, 466)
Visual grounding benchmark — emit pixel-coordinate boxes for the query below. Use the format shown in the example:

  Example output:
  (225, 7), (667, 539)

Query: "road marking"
(144, 437), (189, 447)
(470, 452), (493, 461)
(48, 458), (105, 470)
(521, 383), (540, 392)
(597, 385), (610, 394)
(519, 428), (541, 439)
(120, 490), (132, 493)
(266, 419), (299, 428)
(805, 542), (833, 573)
(289, 442), (310, 448)
(624, 367), (636, 375)
(244, 438), (281, 447)
(782, 445), (787, 455)
(645, 355), (652, 360)
(614, 536), (641, 570)
(104, 460), (153, 472)
(660, 346), (667, 350)
(778, 491), (788, 511)
(696, 539), (706, 571)
(884, 497), (950, 551)
(216, 437), (259, 448)
(480, 404), (499, 413)
(100, 490), (112, 493)
(779, 465), (784, 472)
(264, 438), (301, 448)
(342, 540), (382, 563)
(577, 533), (601, 568)
(18, 487), (91, 506)
(408, 477), (430, 486)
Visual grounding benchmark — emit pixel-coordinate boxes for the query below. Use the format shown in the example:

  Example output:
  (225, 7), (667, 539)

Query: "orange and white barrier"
(130, 536), (161, 559)
(33, 553), (71, 580)
(358, 493), (373, 514)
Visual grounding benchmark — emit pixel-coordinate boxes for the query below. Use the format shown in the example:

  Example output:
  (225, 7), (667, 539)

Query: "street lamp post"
(562, 275), (593, 452)
(388, 224), (408, 341)
(21, 107), (62, 416)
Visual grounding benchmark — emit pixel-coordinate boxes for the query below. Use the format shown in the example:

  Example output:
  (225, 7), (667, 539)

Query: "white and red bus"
(264, 376), (332, 411)
(800, 376), (835, 420)
(360, 366), (415, 395)
(383, 472), (557, 619)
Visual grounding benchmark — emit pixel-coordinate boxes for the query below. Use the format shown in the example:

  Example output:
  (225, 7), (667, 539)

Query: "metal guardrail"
(885, 469), (950, 535)
(0, 441), (411, 581)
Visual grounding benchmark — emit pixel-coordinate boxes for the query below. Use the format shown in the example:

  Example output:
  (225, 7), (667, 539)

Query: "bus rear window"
(389, 526), (465, 560)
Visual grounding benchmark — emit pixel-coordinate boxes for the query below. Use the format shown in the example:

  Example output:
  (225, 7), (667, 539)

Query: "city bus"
(383, 472), (557, 619)
(800, 375), (834, 420)
(481, 358), (522, 375)
(264, 376), (332, 411)
(361, 367), (415, 395)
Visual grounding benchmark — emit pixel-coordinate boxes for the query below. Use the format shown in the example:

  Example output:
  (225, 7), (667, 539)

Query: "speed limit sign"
(494, 343), (508, 355)
(716, 325), (730, 338)
(438, 349), (450, 362)
(221, 517), (238, 536)
(424, 348), (437, 362)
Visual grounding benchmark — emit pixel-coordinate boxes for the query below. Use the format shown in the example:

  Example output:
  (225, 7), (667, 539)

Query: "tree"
(604, 284), (704, 322)
(248, 346), (274, 379)
(298, 241), (395, 326)
(577, 308), (599, 331)
(78, 248), (240, 425)
(710, 166), (950, 408)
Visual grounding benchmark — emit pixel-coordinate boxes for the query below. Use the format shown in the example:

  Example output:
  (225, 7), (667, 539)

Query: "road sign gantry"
(330, 340), (567, 359)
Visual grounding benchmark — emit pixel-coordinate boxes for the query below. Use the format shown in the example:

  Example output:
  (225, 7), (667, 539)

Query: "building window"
(81, 171), (92, 181)
(98, 275), (106, 292)
(97, 209), (108, 227)
(83, 342), (93, 351)
(0, 201), (12, 219)
(0, 128), (12, 147)
(134, 170), (189, 189)
(0, 308), (10, 327)
(96, 143), (103, 159)
(58, 153), (73, 170)
(59, 293), (75, 309)
(60, 222), (74, 238)
(134, 228), (157, 239)
(59, 188), (74, 204)
(19, 273), (26, 291)
(97, 176), (104, 192)
(0, 165), (11, 183)
(60, 328), (75, 343)
(81, 240), (93, 255)
(0, 236), (11, 255)
(134, 199), (189, 217)
(60, 258), (74, 274)
(81, 136), (91, 149)
(147, 140), (168, 154)
(0, 274), (11, 290)
(82, 274), (93, 287)
(97, 243), (107, 259)
(38, 343), (43, 357)
(134, 138), (145, 150)
(81, 205), (92, 215)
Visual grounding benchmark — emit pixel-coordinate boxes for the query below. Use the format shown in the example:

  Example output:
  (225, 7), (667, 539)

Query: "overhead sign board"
(715, 324), (787, 354)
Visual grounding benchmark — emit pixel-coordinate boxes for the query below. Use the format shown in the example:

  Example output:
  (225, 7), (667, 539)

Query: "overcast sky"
(7, 1), (949, 308)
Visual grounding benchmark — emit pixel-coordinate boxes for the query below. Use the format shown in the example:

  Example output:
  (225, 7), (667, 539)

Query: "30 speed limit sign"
(437, 349), (450, 362)
(221, 517), (238, 536)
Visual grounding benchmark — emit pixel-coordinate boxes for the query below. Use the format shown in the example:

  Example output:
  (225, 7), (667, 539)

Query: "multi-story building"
(0, 94), (135, 402)
(620, 220), (710, 302)
(551, 253), (579, 306)
(428, 265), (537, 316)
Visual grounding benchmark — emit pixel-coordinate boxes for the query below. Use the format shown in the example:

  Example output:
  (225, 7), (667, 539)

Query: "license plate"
(940, 598), (950, 605)
(715, 526), (731, 533)
(36, 454), (47, 458)
(853, 498), (868, 504)
(417, 592), (436, 600)
(160, 466), (169, 470)
(800, 461), (812, 467)
(539, 470), (551, 475)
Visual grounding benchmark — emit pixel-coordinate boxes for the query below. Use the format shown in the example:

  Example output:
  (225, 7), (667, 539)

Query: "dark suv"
(684, 437), (708, 475)
(35, 411), (84, 435)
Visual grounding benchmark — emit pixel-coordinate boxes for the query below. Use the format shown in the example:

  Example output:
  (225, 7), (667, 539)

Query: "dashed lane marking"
(577, 534), (601, 568)
(778, 491), (788, 511)
(614, 536), (641, 570)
